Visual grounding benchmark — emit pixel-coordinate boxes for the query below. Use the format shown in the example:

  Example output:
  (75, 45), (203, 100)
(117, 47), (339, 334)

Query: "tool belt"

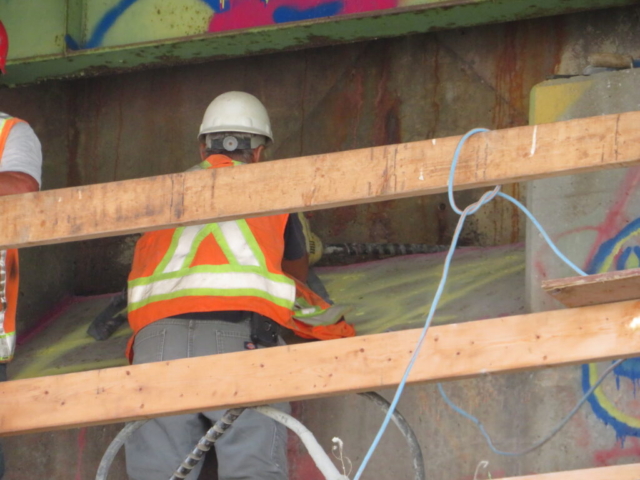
(172, 311), (282, 347)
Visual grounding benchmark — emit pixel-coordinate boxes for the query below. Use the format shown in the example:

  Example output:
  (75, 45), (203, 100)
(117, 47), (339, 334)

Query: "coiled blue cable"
(354, 128), (607, 479)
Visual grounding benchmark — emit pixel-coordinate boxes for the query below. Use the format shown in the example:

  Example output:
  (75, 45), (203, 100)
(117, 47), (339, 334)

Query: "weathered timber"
(543, 267), (640, 308)
(0, 299), (639, 436)
(1, 112), (638, 250)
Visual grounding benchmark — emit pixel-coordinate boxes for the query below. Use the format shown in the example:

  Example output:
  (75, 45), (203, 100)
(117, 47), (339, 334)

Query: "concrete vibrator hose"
(95, 393), (425, 480)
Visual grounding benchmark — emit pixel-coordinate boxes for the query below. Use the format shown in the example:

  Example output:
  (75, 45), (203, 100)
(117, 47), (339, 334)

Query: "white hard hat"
(199, 91), (273, 146)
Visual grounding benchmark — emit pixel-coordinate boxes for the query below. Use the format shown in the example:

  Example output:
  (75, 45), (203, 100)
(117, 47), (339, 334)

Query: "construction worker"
(124, 91), (354, 480)
(0, 20), (43, 479)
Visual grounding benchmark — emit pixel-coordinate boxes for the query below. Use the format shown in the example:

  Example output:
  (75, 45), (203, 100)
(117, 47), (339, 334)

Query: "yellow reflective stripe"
(294, 297), (323, 316)
(129, 271), (295, 311)
(295, 305), (323, 316)
(130, 264), (293, 287)
(0, 331), (15, 361)
(216, 221), (261, 266)
(153, 227), (187, 275)
(293, 305), (352, 326)
(210, 224), (240, 265)
(165, 225), (208, 273)
(236, 220), (267, 267)
(135, 189), (296, 315)
(151, 221), (269, 271)
(178, 226), (211, 271)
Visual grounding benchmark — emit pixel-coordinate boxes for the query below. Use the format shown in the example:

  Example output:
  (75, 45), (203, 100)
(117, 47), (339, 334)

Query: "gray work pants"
(125, 318), (290, 480)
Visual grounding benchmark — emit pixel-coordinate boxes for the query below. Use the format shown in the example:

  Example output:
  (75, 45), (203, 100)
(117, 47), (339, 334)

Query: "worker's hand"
(0, 171), (38, 196)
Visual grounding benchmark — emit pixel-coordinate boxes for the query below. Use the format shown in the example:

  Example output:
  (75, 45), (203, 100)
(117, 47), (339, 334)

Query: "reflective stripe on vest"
(128, 220), (296, 313)
(0, 250), (14, 360)
(293, 296), (352, 327)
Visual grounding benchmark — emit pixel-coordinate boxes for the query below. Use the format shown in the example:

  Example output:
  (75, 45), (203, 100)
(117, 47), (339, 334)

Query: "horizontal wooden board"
(543, 267), (640, 308)
(497, 463), (640, 480)
(1, 111), (639, 249)
(0, 299), (639, 436)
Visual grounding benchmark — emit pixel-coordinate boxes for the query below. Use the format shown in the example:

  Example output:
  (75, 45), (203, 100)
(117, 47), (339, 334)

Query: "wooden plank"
(1, 299), (639, 436)
(496, 463), (640, 480)
(2, 111), (640, 250)
(543, 268), (640, 308)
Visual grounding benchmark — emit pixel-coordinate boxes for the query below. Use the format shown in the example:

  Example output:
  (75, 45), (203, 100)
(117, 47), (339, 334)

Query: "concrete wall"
(525, 67), (640, 451)
(527, 69), (640, 311)
(55, 7), (571, 294)
(1, 3), (640, 479)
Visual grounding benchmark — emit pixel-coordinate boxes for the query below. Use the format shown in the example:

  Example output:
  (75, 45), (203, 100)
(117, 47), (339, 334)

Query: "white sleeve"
(0, 122), (42, 187)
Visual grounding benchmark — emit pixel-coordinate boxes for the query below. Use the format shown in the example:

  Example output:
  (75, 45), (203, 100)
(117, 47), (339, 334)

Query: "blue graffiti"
(200, 0), (271, 14)
(582, 364), (639, 444)
(582, 216), (640, 442)
(66, 0), (139, 50)
(65, 0), (349, 51)
(199, 0), (229, 14)
(273, 2), (343, 23)
(586, 217), (640, 274)
(617, 245), (640, 270)
(614, 361), (640, 393)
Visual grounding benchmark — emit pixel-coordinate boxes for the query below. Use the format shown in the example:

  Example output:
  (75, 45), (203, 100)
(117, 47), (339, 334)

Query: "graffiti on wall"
(574, 168), (640, 442)
(207, 0), (397, 32)
(66, 0), (399, 50)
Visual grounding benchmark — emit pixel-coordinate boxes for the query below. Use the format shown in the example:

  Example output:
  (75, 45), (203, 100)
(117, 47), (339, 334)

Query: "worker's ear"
(252, 145), (265, 164)
(199, 143), (207, 161)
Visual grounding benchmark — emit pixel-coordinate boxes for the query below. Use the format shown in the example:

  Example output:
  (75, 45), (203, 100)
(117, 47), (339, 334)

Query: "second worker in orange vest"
(0, 21), (43, 480)
(124, 92), (355, 480)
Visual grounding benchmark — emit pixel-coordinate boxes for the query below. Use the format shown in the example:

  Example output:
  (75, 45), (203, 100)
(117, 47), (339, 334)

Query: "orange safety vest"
(0, 116), (24, 362)
(127, 155), (354, 357)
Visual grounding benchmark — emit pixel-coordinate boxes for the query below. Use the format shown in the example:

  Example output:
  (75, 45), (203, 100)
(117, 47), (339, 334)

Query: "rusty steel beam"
(2, 0), (637, 86)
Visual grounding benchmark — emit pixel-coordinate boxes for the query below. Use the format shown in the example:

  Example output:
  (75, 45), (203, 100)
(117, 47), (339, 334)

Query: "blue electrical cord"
(437, 358), (624, 456)
(495, 192), (586, 277)
(354, 128), (609, 479)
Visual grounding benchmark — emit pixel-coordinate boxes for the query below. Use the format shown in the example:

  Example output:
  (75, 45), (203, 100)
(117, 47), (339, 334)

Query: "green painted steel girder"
(1, 0), (636, 86)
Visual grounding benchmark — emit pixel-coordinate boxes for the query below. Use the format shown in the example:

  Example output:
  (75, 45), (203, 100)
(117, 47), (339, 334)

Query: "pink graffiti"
(287, 401), (325, 480)
(582, 167), (640, 267)
(208, 0), (397, 33)
(75, 428), (88, 480)
(594, 437), (640, 466)
(534, 166), (640, 274)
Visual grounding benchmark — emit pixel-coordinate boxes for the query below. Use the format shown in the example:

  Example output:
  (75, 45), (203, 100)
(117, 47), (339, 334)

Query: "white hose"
(253, 406), (350, 480)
